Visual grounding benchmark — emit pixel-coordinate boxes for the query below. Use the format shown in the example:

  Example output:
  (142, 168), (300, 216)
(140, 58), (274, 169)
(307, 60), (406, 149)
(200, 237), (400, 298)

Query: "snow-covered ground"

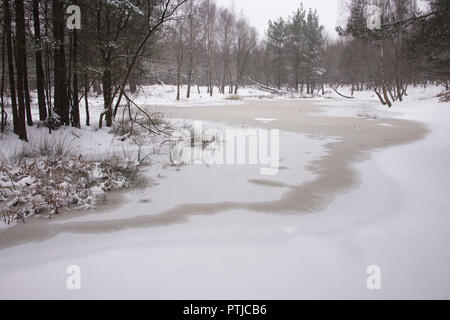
(81, 84), (274, 109)
(0, 85), (449, 299)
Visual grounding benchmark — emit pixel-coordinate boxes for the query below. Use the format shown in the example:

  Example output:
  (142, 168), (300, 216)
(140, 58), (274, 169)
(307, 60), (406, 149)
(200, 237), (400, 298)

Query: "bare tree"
(185, 0), (201, 98)
(110, 0), (189, 124)
(233, 16), (257, 94)
(217, 7), (236, 94)
(168, 17), (186, 101)
(200, 0), (217, 97)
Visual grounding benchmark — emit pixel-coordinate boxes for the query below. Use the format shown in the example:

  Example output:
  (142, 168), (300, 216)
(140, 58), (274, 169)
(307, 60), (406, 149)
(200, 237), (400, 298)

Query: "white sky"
(214, 0), (344, 39)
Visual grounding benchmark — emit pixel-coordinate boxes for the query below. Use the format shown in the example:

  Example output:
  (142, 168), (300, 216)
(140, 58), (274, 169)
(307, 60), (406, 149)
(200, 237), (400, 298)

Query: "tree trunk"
(129, 75), (137, 93)
(379, 40), (392, 108)
(396, 78), (404, 102)
(44, 0), (53, 121)
(13, 0), (28, 140)
(102, 56), (113, 128)
(186, 58), (192, 98)
(374, 87), (387, 105)
(72, 28), (80, 128)
(176, 51), (182, 101)
(221, 66), (227, 95)
(16, 0), (33, 127)
(378, 3), (392, 108)
(186, 22), (194, 99)
(294, 56), (299, 93)
(23, 60), (33, 126)
(32, 0), (47, 121)
(84, 74), (90, 126)
(3, 0), (18, 134)
(53, 0), (69, 125)
(1, 32), (6, 133)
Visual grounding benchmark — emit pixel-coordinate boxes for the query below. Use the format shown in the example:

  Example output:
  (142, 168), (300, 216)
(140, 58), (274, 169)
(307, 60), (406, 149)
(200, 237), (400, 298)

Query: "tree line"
(1, 0), (187, 141)
(1, 0), (448, 141)
(156, 0), (448, 104)
(332, 0), (449, 106)
(155, 1), (324, 97)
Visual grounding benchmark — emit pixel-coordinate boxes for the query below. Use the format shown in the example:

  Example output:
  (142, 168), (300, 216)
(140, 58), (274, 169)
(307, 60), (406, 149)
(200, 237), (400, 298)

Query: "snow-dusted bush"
(111, 110), (175, 166)
(0, 137), (140, 225)
(113, 111), (169, 139)
(11, 135), (75, 162)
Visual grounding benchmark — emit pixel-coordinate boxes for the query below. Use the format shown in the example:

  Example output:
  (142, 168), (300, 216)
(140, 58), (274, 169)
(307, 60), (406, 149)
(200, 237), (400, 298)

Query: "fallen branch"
(330, 84), (355, 99)
(248, 77), (286, 95)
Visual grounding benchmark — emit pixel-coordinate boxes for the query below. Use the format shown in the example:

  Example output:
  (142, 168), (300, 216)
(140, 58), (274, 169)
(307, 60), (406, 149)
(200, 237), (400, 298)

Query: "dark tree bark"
(294, 55), (299, 93)
(84, 74), (90, 126)
(23, 52), (33, 126)
(187, 56), (193, 98)
(96, 3), (114, 128)
(129, 75), (137, 93)
(379, 39), (392, 108)
(102, 56), (113, 127)
(43, 0), (53, 124)
(13, 0), (28, 141)
(32, 0), (47, 121)
(1, 32), (6, 133)
(53, 0), (69, 125)
(3, 0), (18, 134)
(186, 10), (195, 99)
(176, 51), (182, 101)
(71, 29), (80, 128)
(127, 49), (137, 94)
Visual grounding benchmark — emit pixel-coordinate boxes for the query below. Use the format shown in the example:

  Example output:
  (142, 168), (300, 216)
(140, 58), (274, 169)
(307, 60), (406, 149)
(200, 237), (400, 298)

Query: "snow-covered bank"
(0, 126), (148, 225)
(311, 86), (447, 121)
(77, 85), (274, 110)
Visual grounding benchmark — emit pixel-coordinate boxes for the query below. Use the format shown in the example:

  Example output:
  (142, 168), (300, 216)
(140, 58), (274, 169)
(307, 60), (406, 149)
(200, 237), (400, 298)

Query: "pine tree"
(407, 0), (450, 85)
(304, 9), (323, 94)
(287, 6), (307, 92)
(267, 18), (287, 89)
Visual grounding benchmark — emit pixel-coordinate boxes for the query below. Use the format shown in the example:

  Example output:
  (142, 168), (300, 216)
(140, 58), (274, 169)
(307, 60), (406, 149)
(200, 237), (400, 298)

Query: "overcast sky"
(214, 0), (345, 39)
